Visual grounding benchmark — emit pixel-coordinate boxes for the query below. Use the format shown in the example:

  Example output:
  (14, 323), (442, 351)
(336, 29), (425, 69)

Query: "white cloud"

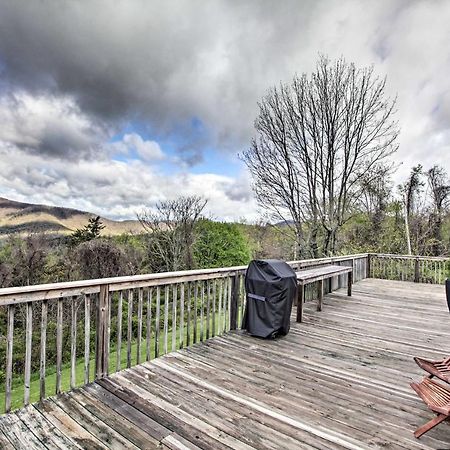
(0, 143), (259, 221)
(121, 133), (165, 162)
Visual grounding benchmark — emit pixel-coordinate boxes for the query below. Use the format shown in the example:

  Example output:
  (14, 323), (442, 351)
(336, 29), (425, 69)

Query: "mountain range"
(0, 197), (142, 236)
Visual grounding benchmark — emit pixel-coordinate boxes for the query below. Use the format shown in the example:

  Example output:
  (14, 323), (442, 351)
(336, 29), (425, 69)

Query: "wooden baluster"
(218, 278), (223, 334)
(137, 288), (143, 364)
(84, 294), (91, 384)
(70, 297), (77, 389)
(146, 288), (152, 361)
(227, 277), (232, 331)
(212, 280), (216, 337)
(39, 300), (48, 402)
(223, 278), (228, 331)
(414, 258), (420, 283)
(95, 284), (110, 379)
(24, 301), (33, 406)
(206, 280), (211, 340)
(164, 285), (169, 354)
(172, 284), (177, 352)
(56, 297), (63, 394)
(186, 283), (191, 347)
(179, 283), (185, 349)
(106, 290), (111, 375)
(240, 274), (245, 327)
(200, 282), (204, 342)
(193, 281), (198, 343)
(434, 261), (437, 284)
(5, 305), (14, 412)
(116, 292), (122, 372)
(127, 289), (133, 369)
(230, 274), (239, 330)
(154, 286), (161, 358)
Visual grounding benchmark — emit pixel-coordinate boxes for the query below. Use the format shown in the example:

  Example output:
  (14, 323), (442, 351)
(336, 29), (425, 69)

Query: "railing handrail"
(0, 253), (369, 305)
(370, 253), (450, 261)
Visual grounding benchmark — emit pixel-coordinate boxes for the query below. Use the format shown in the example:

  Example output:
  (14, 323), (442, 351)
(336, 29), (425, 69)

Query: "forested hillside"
(0, 197), (141, 236)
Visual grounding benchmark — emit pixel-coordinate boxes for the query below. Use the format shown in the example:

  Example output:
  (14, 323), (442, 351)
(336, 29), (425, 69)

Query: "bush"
(193, 220), (251, 269)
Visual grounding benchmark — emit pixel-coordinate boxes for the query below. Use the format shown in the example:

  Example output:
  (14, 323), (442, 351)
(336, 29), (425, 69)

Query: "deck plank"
(1, 278), (450, 449)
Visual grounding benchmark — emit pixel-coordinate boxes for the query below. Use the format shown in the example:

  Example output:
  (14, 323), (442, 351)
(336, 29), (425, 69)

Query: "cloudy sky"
(0, 0), (449, 221)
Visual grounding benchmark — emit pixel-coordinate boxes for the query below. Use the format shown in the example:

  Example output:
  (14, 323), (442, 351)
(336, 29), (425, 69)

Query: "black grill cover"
(242, 259), (297, 338)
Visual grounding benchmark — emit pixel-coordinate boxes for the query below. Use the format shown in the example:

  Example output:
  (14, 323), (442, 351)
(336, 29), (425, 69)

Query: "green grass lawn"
(0, 309), (238, 413)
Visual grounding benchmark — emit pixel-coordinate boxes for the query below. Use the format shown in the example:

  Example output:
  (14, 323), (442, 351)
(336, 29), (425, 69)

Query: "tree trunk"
(403, 192), (412, 255)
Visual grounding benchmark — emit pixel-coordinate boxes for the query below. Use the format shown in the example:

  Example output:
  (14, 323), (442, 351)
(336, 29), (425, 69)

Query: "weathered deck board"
(1, 278), (450, 449)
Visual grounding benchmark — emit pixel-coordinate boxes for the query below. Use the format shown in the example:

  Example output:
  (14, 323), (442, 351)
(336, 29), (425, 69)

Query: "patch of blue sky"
(108, 117), (242, 178)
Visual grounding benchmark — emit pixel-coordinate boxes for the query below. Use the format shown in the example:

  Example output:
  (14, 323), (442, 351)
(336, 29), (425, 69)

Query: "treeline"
(339, 165), (450, 257)
(0, 222), (246, 288)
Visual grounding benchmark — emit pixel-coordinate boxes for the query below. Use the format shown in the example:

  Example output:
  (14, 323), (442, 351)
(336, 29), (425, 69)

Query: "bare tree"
(428, 165), (450, 215)
(9, 233), (49, 286)
(427, 165), (449, 255)
(397, 165), (450, 256)
(242, 55), (399, 256)
(358, 164), (392, 244)
(138, 196), (207, 271)
(399, 165), (424, 254)
(71, 239), (127, 279)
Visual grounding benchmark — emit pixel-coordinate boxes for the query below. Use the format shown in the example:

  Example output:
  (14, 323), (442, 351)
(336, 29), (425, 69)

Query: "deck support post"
(347, 270), (353, 296)
(414, 258), (420, 283)
(95, 284), (110, 379)
(296, 284), (304, 323)
(230, 274), (239, 330)
(317, 280), (323, 311)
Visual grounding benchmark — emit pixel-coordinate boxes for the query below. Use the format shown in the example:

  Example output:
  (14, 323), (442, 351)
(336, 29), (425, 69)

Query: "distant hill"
(0, 197), (142, 236)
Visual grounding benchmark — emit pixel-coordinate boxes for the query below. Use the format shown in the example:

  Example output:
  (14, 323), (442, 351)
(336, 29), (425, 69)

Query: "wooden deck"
(0, 278), (449, 449)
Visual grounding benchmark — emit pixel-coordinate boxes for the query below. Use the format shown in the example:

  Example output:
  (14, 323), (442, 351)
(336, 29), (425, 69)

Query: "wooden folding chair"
(410, 377), (450, 438)
(414, 356), (450, 384)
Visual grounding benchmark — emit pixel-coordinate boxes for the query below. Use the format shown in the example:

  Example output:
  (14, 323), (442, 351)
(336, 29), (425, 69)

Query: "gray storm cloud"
(0, 0), (319, 157)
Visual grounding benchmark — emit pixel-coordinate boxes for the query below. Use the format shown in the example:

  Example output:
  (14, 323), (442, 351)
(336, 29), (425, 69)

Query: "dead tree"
(138, 196), (207, 271)
(427, 166), (450, 255)
(402, 165), (425, 254)
(242, 55), (399, 256)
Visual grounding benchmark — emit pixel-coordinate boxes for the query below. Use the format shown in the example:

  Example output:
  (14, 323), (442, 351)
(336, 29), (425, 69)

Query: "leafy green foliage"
(193, 219), (251, 268)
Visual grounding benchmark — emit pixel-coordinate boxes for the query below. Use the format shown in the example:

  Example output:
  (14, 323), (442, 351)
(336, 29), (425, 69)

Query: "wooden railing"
(0, 254), (368, 413)
(368, 253), (450, 284)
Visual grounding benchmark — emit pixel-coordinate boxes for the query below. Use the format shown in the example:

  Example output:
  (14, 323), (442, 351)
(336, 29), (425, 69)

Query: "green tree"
(193, 220), (251, 269)
(70, 216), (105, 246)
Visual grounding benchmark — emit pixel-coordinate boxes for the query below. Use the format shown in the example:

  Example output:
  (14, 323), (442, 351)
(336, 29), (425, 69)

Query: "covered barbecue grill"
(242, 259), (297, 338)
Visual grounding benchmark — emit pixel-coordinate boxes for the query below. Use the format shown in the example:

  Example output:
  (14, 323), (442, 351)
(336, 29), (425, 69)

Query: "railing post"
(414, 258), (420, 283)
(367, 254), (371, 279)
(95, 284), (110, 379)
(230, 274), (239, 330)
